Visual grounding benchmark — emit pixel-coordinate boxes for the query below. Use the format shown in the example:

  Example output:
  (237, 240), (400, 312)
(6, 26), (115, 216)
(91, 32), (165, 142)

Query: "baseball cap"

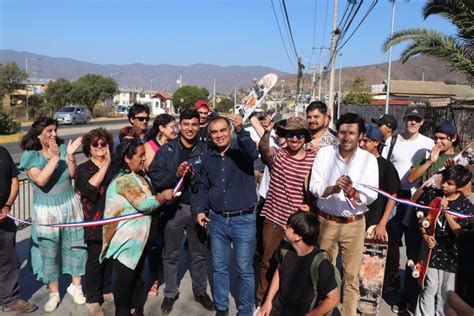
(403, 107), (423, 119)
(194, 100), (210, 110)
(434, 122), (457, 136)
(365, 125), (385, 144)
(372, 114), (398, 131)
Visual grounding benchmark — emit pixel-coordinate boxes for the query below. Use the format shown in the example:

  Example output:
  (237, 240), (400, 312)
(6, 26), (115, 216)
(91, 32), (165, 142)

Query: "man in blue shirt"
(197, 114), (259, 316)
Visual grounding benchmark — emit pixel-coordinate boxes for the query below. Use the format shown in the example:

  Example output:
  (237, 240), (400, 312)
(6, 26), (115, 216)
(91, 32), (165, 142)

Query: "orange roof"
(371, 99), (410, 105)
(152, 92), (173, 99)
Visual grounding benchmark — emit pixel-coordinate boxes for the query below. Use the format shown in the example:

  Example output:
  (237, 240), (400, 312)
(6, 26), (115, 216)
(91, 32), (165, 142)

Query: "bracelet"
(3, 204), (11, 210)
(346, 188), (356, 199)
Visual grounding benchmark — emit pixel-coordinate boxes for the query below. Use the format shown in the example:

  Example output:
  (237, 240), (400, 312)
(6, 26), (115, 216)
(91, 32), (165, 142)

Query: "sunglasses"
(91, 141), (107, 148)
(285, 132), (306, 140)
(134, 117), (150, 122)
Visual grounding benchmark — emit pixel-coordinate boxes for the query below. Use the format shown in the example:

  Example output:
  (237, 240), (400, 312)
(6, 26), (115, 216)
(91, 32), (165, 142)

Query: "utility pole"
(313, 46), (329, 100)
(179, 70), (183, 88)
(234, 87), (237, 108)
(337, 53), (343, 119)
(385, 0), (396, 114)
(295, 57), (303, 115)
(25, 57), (41, 121)
(328, 0), (339, 122)
(212, 79), (216, 109)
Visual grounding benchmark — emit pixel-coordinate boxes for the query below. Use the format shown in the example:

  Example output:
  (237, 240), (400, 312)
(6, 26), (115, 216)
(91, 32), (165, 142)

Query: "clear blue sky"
(0, 0), (455, 74)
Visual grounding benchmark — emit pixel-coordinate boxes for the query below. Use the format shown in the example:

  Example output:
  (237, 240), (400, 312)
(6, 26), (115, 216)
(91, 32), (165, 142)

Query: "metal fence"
(340, 104), (474, 148)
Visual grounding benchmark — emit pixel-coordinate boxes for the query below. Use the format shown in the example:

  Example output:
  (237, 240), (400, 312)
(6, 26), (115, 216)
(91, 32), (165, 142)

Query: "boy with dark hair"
(127, 103), (151, 139)
(258, 211), (340, 316)
(415, 165), (473, 316)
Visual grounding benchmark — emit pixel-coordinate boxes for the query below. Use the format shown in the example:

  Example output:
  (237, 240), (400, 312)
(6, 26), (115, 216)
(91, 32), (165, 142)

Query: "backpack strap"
(386, 134), (398, 161)
(309, 250), (333, 312)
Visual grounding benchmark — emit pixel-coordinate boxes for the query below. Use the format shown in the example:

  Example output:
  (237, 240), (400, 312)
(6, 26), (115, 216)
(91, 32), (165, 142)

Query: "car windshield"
(59, 107), (75, 113)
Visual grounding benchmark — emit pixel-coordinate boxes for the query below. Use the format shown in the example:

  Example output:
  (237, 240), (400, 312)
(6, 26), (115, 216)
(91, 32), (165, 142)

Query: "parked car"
(53, 105), (92, 125)
(114, 105), (132, 116)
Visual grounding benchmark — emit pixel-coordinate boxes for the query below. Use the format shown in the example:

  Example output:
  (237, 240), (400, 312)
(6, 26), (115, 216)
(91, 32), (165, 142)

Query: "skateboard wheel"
(416, 211), (424, 219)
(407, 259), (414, 267)
(412, 270), (420, 278)
(422, 219), (430, 228)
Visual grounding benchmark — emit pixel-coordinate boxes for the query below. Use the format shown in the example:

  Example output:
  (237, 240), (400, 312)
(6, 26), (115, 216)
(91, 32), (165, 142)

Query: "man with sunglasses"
(115, 104), (151, 152)
(308, 113), (379, 316)
(380, 107), (434, 313)
(256, 117), (316, 306)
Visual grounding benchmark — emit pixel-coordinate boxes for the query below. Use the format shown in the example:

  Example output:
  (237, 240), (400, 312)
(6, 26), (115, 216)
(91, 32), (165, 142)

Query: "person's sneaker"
(103, 293), (114, 303)
(391, 299), (407, 314)
(160, 294), (179, 314)
(2, 299), (38, 313)
(253, 306), (261, 316)
(215, 309), (229, 316)
(67, 283), (86, 305)
(195, 293), (214, 311)
(44, 293), (61, 312)
(385, 272), (400, 295)
(86, 303), (105, 316)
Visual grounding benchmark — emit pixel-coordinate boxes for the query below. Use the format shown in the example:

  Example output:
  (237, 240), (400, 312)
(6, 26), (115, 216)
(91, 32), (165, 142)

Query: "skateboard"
(358, 225), (389, 315)
(407, 197), (442, 289)
(237, 73), (278, 122)
(411, 141), (474, 202)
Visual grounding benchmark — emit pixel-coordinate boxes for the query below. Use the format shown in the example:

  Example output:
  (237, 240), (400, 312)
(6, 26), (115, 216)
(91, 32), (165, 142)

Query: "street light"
(384, 0), (396, 114)
(150, 78), (158, 91)
(25, 57), (42, 121)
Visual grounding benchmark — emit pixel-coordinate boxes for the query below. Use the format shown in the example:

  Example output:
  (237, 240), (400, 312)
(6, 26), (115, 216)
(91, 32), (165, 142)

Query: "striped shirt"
(261, 148), (316, 227)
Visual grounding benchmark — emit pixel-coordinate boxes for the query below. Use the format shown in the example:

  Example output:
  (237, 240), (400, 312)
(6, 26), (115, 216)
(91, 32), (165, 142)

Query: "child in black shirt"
(257, 211), (340, 316)
(415, 165), (474, 316)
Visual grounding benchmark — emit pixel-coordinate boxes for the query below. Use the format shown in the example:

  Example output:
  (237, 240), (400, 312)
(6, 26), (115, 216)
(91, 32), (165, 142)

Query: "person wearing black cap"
(386, 107), (434, 313)
(372, 114), (398, 157)
(359, 126), (401, 291)
(407, 122), (458, 185)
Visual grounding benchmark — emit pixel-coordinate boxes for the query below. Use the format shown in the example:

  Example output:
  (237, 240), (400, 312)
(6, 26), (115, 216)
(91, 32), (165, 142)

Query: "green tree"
(0, 62), (27, 102)
(215, 97), (234, 113)
(342, 76), (373, 105)
(71, 74), (118, 113)
(45, 78), (73, 110)
(0, 111), (21, 135)
(172, 85), (209, 111)
(383, 0), (474, 77)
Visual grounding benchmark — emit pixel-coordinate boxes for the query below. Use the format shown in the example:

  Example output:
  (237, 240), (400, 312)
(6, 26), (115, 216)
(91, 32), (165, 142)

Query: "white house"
(114, 87), (174, 115)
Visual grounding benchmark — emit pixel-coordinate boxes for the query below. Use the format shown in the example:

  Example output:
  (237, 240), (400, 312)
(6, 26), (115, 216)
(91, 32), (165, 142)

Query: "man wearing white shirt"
(309, 113), (378, 316)
(379, 107), (434, 313)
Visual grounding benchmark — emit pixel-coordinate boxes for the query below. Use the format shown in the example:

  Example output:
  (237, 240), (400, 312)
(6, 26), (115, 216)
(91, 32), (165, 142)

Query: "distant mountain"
(282, 55), (470, 95)
(0, 49), (288, 93)
(0, 50), (470, 95)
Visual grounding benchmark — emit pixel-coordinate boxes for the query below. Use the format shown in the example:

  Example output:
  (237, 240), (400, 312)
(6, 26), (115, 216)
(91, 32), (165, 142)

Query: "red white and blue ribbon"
(6, 211), (148, 228)
(358, 183), (474, 219)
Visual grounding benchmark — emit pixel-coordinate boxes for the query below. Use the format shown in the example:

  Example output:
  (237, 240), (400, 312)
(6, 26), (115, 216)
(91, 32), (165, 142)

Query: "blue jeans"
(209, 210), (256, 316)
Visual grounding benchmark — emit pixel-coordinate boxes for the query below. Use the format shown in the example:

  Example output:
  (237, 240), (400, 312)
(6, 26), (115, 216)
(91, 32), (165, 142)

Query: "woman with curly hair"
(75, 128), (114, 316)
(19, 117), (86, 312)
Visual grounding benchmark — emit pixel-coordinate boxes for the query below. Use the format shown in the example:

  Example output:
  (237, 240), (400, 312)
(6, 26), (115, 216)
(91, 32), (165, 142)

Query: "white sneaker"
(44, 293), (60, 312)
(253, 306), (261, 316)
(67, 283), (86, 305)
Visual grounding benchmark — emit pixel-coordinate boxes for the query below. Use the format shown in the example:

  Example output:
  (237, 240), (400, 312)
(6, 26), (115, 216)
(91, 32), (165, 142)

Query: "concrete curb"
(20, 116), (128, 127)
(0, 133), (25, 144)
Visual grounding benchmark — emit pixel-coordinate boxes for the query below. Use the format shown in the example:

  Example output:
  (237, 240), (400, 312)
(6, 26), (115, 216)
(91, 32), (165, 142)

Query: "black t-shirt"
(199, 125), (209, 144)
(366, 156), (401, 227)
(419, 189), (474, 272)
(177, 140), (195, 205)
(0, 146), (19, 208)
(276, 245), (338, 315)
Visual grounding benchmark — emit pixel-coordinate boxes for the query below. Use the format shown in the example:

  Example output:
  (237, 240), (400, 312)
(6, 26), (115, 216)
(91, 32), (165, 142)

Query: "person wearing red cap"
(194, 100), (211, 145)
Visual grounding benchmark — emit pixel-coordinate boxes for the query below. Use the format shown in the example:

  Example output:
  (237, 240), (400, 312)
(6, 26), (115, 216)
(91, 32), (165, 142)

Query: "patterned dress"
(20, 144), (86, 284)
(100, 171), (161, 270)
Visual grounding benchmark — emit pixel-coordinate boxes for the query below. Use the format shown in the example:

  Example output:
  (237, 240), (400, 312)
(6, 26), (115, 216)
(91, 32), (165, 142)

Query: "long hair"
(144, 114), (175, 142)
(20, 117), (62, 151)
(106, 138), (144, 184)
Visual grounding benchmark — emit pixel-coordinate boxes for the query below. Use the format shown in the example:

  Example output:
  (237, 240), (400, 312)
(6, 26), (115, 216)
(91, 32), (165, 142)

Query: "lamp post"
(384, 0), (396, 114)
(25, 57), (41, 121)
(337, 53), (343, 119)
(150, 78), (158, 91)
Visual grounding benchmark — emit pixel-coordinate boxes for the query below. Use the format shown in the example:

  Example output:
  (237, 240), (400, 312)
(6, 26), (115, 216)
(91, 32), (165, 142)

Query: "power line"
(338, 0), (379, 51)
(270, 0), (296, 71)
(320, 0), (330, 46)
(281, 0), (299, 59)
(337, 0), (363, 45)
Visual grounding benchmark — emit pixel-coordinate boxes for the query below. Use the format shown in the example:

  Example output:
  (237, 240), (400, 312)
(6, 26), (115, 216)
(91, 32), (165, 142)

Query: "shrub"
(0, 111), (21, 135)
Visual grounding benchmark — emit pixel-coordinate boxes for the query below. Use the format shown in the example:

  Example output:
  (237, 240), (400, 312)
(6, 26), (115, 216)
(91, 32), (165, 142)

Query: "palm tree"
(382, 0), (473, 77)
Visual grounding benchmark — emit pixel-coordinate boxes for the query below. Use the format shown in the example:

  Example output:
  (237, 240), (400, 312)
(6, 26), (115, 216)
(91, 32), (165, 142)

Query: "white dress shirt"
(309, 144), (379, 217)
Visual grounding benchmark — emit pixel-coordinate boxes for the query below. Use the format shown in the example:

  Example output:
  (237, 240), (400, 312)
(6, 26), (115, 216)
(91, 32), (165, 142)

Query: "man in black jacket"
(148, 109), (213, 314)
